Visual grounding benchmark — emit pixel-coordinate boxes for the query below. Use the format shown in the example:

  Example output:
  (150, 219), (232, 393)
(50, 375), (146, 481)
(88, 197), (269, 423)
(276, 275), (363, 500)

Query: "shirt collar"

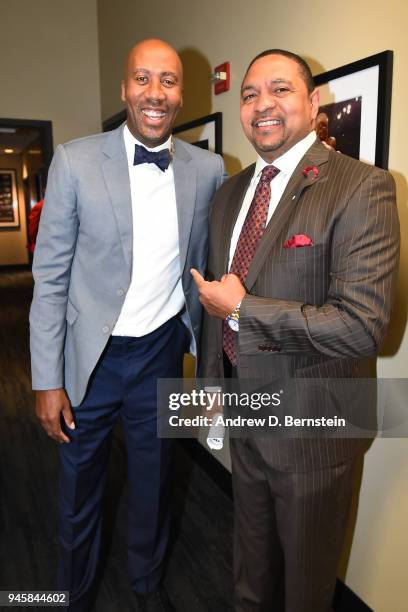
(253, 130), (317, 179)
(123, 123), (172, 163)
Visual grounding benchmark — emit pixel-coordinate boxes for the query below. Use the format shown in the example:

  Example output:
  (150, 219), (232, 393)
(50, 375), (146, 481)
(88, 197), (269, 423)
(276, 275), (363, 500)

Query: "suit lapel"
(173, 138), (197, 274)
(245, 139), (330, 291)
(102, 125), (133, 274)
(220, 164), (255, 274)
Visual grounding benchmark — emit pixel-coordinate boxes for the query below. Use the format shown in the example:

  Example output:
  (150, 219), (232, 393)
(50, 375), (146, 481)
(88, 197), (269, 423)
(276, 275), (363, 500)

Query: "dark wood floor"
(0, 270), (233, 611)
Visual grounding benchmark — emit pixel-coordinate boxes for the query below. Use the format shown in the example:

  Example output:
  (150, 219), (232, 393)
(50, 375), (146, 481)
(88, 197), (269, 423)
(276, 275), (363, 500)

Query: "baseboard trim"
(0, 264), (31, 272)
(180, 438), (373, 612)
(333, 581), (373, 611)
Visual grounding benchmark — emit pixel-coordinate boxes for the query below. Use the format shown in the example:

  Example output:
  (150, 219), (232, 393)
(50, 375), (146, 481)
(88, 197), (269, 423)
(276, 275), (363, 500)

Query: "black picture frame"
(313, 51), (393, 169)
(102, 109), (126, 133)
(0, 169), (19, 229)
(173, 112), (222, 155)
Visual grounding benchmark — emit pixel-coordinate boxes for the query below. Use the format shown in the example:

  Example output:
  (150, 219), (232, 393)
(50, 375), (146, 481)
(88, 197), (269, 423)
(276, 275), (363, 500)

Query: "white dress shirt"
(112, 125), (184, 337)
(228, 131), (317, 268)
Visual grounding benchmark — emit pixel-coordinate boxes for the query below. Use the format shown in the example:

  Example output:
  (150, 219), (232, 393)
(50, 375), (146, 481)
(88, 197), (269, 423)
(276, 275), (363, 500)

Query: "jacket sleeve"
(29, 144), (79, 390)
(217, 153), (229, 188)
(238, 167), (400, 358)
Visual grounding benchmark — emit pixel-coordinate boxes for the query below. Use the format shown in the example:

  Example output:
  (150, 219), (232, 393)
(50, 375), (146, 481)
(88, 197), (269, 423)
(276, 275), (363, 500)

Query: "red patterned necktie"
(223, 165), (280, 366)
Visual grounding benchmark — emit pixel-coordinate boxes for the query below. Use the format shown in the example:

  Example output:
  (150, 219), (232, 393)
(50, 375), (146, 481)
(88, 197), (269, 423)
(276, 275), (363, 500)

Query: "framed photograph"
(102, 109), (126, 133)
(314, 51), (393, 168)
(0, 169), (19, 229)
(173, 112), (222, 155)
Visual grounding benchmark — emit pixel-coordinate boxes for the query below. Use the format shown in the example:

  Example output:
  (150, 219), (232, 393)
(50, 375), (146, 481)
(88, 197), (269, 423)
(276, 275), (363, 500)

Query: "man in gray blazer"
(30, 38), (225, 612)
(192, 49), (399, 611)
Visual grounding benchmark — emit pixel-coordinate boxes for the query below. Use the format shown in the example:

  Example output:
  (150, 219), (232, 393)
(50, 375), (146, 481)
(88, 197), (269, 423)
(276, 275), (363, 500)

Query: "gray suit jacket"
(201, 139), (400, 470)
(30, 124), (226, 406)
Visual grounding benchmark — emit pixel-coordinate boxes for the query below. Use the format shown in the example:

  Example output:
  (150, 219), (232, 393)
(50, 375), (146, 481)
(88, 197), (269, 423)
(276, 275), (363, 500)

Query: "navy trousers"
(58, 316), (187, 611)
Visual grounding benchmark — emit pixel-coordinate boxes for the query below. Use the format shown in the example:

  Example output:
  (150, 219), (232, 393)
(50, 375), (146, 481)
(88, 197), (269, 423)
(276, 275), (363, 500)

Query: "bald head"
(121, 38), (183, 147)
(124, 39), (183, 84)
(316, 112), (329, 125)
(315, 112), (329, 140)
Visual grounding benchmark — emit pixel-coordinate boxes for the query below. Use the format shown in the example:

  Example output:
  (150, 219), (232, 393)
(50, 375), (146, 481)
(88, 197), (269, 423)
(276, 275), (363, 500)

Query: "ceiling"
(0, 127), (41, 155)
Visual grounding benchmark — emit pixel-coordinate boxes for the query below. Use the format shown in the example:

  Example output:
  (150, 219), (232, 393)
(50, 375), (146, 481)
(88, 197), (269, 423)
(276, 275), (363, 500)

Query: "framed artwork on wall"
(173, 112), (222, 155)
(0, 169), (19, 229)
(314, 51), (393, 169)
(102, 109), (126, 132)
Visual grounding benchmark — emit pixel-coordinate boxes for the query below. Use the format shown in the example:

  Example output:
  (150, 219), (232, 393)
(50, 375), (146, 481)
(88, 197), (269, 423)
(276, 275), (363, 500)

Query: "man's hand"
(191, 269), (246, 319)
(35, 389), (75, 443)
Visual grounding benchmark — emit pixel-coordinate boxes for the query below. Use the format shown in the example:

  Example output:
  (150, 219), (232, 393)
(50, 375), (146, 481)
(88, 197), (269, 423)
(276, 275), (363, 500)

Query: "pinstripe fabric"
(201, 136), (399, 612)
(201, 138), (400, 471)
(201, 138), (399, 612)
(231, 437), (355, 612)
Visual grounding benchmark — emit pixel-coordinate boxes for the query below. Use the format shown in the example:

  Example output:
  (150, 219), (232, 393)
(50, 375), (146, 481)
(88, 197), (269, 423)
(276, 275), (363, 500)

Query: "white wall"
(0, 0), (101, 265)
(0, 0), (101, 148)
(97, 1), (408, 609)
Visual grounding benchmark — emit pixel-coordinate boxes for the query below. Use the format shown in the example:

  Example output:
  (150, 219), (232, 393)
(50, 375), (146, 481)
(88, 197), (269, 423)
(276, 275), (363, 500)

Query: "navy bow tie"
(133, 144), (171, 172)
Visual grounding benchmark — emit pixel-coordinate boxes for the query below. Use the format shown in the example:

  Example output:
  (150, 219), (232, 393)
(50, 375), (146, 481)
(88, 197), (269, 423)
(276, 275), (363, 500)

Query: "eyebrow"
(132, 68), (179, 81)
(241, 77), (293, 94)
(161, 71), (179, 80)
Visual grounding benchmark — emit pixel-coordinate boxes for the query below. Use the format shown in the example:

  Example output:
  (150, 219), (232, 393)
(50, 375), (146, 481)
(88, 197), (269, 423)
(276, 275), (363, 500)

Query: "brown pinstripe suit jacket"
(200, 138), (400, 470)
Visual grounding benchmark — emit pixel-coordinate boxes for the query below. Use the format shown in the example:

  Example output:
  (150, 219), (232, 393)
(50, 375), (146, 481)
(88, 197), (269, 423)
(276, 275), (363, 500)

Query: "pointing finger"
(190, 268), (205, 287)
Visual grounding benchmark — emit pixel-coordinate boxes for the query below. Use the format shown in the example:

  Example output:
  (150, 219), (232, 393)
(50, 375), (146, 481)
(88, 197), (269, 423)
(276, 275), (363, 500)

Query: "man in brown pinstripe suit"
(191, 49), (399, 612)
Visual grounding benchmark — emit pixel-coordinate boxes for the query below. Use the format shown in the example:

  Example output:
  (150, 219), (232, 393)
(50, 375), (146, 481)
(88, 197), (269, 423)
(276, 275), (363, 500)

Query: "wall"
(0, 0), (101, 148)
(97, 1), (408, 609)
(0, 0), (101, 265)
(0, 155), (28, 264)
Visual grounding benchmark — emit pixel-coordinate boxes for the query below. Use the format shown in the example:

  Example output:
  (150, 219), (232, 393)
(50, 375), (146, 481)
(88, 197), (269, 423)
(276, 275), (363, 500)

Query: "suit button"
(217, 352), (222, 359)
(117, 288), (124, 296)
(102, 325), (110, 334)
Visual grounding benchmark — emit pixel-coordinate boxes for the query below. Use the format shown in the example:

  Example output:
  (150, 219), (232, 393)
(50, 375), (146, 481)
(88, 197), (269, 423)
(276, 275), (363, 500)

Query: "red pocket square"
(283, 234), (313, 248)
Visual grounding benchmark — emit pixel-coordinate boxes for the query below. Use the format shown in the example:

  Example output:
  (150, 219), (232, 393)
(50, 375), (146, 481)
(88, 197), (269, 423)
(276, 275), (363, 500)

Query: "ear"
(120, 80), (126, 103)
(310, 88), (320, 121)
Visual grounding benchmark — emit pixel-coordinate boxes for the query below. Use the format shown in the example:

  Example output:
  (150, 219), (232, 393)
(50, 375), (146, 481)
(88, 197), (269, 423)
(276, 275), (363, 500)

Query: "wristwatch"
(226, 300), (242, 332)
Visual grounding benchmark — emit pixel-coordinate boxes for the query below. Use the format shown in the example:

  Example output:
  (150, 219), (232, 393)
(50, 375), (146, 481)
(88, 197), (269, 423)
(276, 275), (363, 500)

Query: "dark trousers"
(58, 316), (187, 611)
(230, 437), (356, 612)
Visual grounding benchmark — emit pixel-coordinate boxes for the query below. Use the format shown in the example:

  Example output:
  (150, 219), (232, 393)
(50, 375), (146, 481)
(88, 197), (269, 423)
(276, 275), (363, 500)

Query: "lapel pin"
(302, 165), (319, 179)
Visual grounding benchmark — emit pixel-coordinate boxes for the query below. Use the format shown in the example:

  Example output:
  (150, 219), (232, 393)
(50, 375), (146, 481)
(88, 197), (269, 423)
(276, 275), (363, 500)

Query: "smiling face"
(121, 39), (183, 147)
(240, 54), (319, 162)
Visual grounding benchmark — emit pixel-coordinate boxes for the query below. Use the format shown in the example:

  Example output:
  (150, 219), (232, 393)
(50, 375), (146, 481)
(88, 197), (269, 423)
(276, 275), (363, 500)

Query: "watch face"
(227, 317), (239, 332)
